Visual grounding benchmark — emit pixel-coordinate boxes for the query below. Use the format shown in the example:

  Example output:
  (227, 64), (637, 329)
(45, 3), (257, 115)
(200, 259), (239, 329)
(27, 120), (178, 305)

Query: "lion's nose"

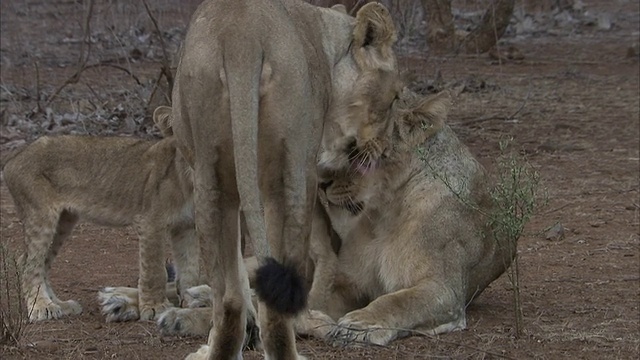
(319, 180), (333, 191)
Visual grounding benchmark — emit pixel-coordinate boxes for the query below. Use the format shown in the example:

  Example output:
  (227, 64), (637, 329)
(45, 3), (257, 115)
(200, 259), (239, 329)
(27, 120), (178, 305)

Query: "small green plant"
(487, 138), (544, 337)
(0, 242), (26, 346)
(419, 137), (544, 338)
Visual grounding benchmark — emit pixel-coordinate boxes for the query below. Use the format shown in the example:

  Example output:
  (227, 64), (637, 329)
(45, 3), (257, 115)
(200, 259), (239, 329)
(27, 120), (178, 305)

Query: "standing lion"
(170, 1), (399, 359)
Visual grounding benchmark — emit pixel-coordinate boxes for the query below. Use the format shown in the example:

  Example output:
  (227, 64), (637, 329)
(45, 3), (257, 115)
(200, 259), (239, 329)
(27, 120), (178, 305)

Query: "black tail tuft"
(254, 257), (307, 315)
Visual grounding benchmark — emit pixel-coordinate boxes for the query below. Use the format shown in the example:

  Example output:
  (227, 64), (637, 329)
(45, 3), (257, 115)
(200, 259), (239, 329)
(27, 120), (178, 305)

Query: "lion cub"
(3, 106), (197, 322)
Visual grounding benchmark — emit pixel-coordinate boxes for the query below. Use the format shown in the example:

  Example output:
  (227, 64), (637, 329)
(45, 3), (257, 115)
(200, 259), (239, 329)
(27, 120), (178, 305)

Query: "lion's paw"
(98, 287), (140, 322)
(328, 309), (394, 347)
(140, 300), (174, 321)
(157, 307), (211, 336)
(184, 345), (210, 360)
(29, 299), (82, 322)
(181, 285), (212, 308)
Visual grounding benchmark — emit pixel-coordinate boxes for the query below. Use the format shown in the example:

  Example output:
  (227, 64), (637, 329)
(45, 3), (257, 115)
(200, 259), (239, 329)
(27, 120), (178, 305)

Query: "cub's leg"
(169, 220), (200, 305)
(158, 259), (260, 350)
(136, 218), (173, 321)
(307, 200), (340, 311)
(99, 218), (194, 322)
(329, 279), (467, 346)
(294, 201), (341, 340)
(23, 209), (82, 321)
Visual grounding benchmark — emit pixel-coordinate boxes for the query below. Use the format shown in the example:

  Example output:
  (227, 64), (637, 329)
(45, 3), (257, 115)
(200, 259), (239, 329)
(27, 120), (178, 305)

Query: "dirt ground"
(1, 0), (638, 359)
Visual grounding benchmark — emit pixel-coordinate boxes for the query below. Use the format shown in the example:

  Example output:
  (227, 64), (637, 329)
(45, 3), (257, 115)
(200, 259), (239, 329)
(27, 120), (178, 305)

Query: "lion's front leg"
(169, 220), (201, 304)
(136, 220), (173, 321)
(307, 200), (340, 312)
(329, 280), (467, 346)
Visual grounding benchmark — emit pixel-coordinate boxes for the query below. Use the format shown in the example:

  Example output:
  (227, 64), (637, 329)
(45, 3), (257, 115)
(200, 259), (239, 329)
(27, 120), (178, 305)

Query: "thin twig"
(83, 63), (142, 85)
(146, 68), (164, 108)
(455, 87), (532, 126)
(33, 61), (42, 113)
(45, 0), (95, 108)
(141, 0), (174, 95)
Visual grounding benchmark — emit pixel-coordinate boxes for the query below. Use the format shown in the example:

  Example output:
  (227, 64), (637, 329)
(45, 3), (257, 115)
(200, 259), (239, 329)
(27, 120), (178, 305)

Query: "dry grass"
(0, 242), (25, 347)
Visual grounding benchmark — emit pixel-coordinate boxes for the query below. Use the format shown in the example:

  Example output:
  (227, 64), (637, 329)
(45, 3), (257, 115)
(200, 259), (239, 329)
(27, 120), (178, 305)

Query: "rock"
(597, 13), (613, 31)
(545, 223), (565, 241)
(29, 340), (59, 353)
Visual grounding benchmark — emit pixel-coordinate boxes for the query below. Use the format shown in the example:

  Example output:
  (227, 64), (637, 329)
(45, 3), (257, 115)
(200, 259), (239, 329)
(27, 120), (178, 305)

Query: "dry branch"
(461, 0), (515, 54)
(141, 0), (174, 97)
(455, 87), (531, 126)
(422, 0), (515, 54)
(45, 0), (95, 108)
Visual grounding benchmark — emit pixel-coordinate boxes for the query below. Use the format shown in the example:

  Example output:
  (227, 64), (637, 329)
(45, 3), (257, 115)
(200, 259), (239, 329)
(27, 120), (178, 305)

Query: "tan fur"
(2, 106), (196, 323)
(298, 88), (517, 345)
(170, 1), (398, 359)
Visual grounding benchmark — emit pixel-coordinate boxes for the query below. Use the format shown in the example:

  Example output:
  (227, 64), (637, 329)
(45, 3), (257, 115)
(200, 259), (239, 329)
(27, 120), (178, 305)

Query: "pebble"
(545, 223), (565, 241)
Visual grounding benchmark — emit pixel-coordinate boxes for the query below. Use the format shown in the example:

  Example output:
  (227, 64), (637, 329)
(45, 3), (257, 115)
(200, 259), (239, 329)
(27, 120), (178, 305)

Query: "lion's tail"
(224, 41), (306, 315)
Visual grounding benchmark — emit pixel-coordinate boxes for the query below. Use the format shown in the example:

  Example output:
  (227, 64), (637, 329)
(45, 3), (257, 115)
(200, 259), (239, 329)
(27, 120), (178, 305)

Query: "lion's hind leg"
(23, 209), (82, 321)
(45, 210), (82, 316)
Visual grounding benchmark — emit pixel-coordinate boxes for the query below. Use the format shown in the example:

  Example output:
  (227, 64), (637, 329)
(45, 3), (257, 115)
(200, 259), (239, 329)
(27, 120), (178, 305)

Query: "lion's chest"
(337, 208), (426, 299)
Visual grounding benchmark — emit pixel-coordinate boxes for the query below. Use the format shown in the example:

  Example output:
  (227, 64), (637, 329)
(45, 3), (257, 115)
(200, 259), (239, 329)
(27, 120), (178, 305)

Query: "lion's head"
(319, 87), (456, 212)
(320, 86), (454, 175)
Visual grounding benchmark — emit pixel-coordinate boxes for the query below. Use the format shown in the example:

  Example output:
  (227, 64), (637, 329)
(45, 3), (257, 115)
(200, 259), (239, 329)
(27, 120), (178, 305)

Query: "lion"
(170, 0), (399, 359)
(295, 87), (517, 346)
(2, 106), (200, 323)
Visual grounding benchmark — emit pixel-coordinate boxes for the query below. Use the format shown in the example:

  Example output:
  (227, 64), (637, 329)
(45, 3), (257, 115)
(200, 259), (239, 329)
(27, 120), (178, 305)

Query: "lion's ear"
(153, 106), (173, 137)
(331, 4), (348, 14)
(352, 3), (397, 71)
(398, 90), (452, 145)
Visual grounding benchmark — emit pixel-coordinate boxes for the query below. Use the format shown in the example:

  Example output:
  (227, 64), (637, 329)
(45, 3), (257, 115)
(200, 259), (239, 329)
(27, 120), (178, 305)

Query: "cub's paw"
(98, 287), (139, 322)
(328, 309), (394, 346)
(29, 299), (83, 322)
(181, 285), (212, 308)
(157, 307), (211, 336)
(140, 299), (174, 321)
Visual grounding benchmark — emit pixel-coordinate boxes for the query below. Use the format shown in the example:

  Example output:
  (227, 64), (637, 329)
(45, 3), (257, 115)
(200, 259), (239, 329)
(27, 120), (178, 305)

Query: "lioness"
(297, 88), (517, 346)
(2, 106), (198, 323)
(170, 1), (399, 359)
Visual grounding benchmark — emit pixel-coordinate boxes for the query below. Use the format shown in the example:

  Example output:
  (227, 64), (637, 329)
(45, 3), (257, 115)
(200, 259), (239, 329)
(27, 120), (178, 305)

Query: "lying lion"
(298, 87), (517, 345)
(2, 106), (202, 323)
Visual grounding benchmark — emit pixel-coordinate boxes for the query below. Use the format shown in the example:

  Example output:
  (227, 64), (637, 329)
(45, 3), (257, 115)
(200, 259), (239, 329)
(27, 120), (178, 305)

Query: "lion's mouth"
(346, 139), (384, 175)
(319, 180), (365, 216)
